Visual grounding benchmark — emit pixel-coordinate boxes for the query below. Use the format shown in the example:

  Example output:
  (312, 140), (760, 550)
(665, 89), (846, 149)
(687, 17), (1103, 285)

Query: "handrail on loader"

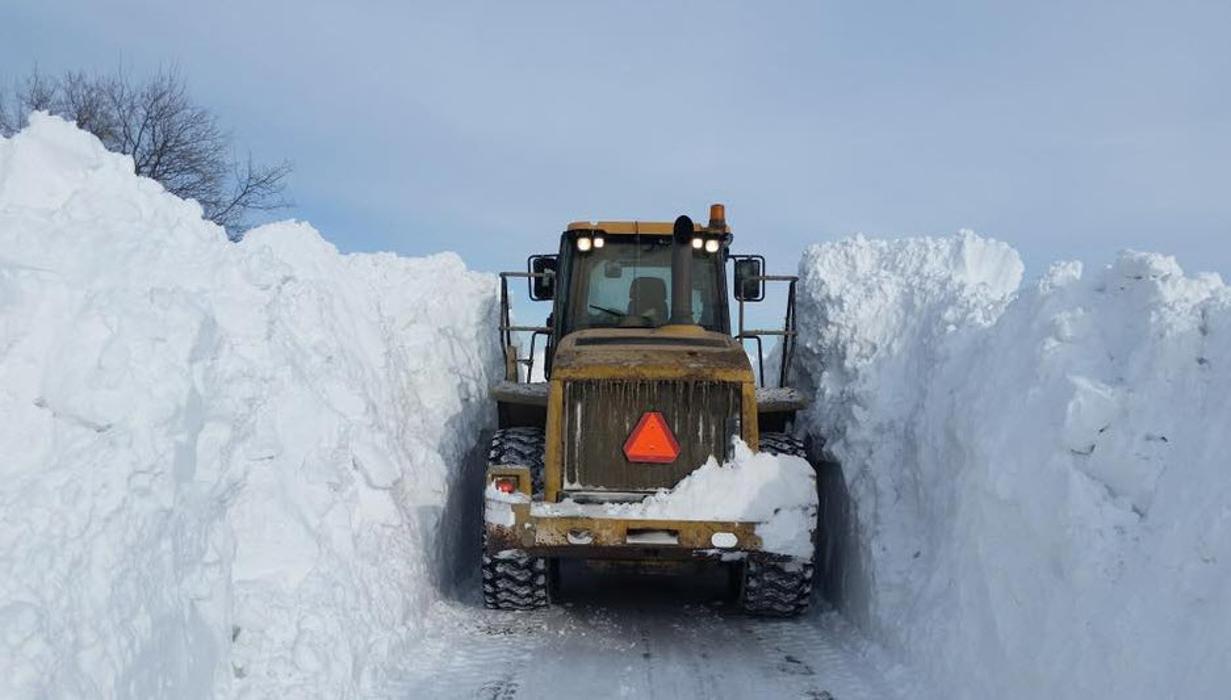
(498, 271), (552, 382)
(736, 274), (799, 388)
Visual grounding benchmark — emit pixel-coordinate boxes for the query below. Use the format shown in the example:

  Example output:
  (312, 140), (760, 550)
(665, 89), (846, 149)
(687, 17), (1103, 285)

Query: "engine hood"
(550, 325), (754, 384)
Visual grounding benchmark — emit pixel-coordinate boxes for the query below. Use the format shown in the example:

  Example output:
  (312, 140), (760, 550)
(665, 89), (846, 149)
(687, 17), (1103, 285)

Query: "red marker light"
(494, 477), (518, 494)
(623, 411), (680, 464)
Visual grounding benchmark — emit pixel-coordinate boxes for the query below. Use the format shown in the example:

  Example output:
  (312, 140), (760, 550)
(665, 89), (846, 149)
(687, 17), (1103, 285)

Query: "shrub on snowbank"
(796, 233), (1231, 698)
(0, 115), (501, 697)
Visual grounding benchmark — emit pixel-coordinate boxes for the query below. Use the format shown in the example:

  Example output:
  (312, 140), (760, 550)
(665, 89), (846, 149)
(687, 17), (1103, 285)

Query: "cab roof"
(565, 204), (731, 236)
(564, 220), (730, 235)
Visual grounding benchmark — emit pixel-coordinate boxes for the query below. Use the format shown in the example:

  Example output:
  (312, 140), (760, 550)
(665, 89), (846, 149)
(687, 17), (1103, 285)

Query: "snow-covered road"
(389, 565), (906, 699)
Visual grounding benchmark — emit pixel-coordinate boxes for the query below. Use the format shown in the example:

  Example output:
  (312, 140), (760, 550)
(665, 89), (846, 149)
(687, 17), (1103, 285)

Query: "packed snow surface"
(0, 115), (501, 697)
(795, 232), (1231, 699)
(389, 577), (908, 699)
(531, 440), (818, 557)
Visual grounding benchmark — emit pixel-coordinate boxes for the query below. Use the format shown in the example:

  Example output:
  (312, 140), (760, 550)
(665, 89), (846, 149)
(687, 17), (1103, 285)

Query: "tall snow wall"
(796, 232), (1231, 698)
(0, 115), (501, 697)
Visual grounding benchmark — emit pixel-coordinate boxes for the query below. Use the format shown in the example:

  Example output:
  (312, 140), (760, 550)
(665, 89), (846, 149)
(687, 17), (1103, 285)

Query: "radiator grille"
(563, 380), (741, 493)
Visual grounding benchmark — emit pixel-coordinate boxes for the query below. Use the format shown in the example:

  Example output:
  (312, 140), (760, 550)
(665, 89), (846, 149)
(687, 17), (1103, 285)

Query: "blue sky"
(4, 0), (1229, 288)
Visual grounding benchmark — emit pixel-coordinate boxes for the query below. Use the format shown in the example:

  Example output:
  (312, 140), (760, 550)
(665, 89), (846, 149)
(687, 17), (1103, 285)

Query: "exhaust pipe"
(669, 215), (695, 325)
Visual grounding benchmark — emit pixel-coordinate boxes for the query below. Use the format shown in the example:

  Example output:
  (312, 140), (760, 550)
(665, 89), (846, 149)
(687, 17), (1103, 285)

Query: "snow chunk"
(534, 440), (817, 557)
(483, 484), (529, 527)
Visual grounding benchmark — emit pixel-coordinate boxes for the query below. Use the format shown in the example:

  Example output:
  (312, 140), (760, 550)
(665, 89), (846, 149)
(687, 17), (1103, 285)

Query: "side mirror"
(529, 255), (557, 301)
(733, 257), (765, 302)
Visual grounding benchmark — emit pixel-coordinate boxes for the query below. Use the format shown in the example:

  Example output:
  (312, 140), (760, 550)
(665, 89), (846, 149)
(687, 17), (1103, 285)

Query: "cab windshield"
(565, 236), (726, 333)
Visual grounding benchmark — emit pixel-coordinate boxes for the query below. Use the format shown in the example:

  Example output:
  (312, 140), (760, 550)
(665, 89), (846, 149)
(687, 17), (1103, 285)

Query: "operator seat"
(627, 277), (669, 324)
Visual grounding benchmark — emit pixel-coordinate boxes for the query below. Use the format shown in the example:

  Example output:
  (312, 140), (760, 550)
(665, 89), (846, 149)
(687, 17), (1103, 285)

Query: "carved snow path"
(387, 567), (909, 700)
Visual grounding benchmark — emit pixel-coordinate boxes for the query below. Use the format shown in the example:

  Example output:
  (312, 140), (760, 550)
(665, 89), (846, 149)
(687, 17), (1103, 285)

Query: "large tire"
(738, 556), (815, 617)
(481, 529), (551, 610)
(482, 427), (552, 610)
(738, 431), (814, 617)
(758, 431), (806, 459)
(486, 427), (546, 494)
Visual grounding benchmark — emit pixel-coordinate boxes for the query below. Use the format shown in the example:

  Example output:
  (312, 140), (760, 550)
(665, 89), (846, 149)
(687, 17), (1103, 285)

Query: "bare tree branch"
(19, 69), (57, 120)
(3, 66), (291, 236)
(208, 155), (293, 235)
(0, 92), (12, 136)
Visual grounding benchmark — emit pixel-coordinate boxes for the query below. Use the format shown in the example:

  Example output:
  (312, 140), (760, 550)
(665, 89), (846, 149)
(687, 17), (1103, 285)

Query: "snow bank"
(796, 232), (1231, 698)
(532, 440), (818, 557)
(0, 114), (501, 697)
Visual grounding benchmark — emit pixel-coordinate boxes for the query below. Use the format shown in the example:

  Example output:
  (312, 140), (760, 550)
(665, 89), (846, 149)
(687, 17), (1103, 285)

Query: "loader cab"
(556, 230), (731, 333)
(502, 203), (794, 389)
(531, 220), (733, 377)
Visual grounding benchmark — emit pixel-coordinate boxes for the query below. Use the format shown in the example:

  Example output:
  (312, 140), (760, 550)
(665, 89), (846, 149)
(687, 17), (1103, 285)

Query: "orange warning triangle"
(623, 411), (680, 464)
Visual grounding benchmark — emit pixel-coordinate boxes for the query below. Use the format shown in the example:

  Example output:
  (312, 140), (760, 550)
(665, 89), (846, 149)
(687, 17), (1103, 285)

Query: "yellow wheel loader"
(484, 204), (815, 616)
